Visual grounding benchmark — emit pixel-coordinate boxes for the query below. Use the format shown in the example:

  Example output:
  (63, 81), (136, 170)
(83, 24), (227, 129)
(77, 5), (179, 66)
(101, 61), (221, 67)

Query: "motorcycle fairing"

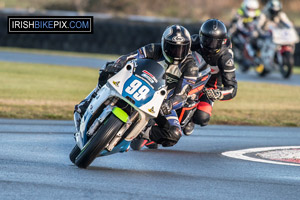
(99, 140), (131, 156)
(77, 59), (167, 150)
(107, 60), (166, 117)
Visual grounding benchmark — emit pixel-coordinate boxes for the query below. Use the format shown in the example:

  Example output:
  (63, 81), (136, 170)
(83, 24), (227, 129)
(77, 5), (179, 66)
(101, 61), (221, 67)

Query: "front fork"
(74, 85), (114, 149)
(74, 103), (113, 148)
(276, 46), (284, 66)
(105, 110), (139, 152)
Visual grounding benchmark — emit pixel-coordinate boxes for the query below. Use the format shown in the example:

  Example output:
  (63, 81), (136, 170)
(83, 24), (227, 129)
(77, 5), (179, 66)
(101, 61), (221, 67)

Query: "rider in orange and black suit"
(181, 19), (238, 135)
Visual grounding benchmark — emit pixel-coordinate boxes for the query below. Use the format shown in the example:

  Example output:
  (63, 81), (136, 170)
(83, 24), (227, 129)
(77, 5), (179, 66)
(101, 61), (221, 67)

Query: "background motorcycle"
(255, 23), (299, 79)
(69, 59), (167, 168)
(231, 22), (260, 73)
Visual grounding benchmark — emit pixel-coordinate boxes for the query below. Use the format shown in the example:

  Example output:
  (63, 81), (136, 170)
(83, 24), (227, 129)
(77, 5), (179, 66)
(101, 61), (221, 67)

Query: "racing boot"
(130, 124), (158, 150)
(73, 86), (99, 132)
(183, 121), (195, 136)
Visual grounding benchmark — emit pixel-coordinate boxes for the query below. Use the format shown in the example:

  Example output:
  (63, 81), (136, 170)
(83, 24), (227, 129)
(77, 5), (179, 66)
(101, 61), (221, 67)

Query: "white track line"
(222, 146), (300, 167)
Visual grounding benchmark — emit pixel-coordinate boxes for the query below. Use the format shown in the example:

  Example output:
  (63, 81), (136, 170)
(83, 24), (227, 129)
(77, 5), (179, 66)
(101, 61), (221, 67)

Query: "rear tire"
(75, 114), (123, 168)
(280, 52), (293, 79)
(69, 144), (81, 164)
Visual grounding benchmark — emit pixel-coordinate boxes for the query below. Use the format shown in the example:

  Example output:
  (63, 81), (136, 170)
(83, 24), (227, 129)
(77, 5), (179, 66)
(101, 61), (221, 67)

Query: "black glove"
(160, 99), (173, 116)
(204, 88), (223, 101)
(104, 61), (120, 73)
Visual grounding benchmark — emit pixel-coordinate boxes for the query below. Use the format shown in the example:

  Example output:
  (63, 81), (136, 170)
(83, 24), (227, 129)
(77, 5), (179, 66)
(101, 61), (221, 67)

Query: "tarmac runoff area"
(222, 146), (300, 167)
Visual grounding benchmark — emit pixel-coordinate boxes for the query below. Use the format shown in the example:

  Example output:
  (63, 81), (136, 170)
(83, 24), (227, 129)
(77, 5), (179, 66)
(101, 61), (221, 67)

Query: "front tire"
(280, 52), (293, 79)
(69, 144), (81, 164)
(75, 114), (123, 168)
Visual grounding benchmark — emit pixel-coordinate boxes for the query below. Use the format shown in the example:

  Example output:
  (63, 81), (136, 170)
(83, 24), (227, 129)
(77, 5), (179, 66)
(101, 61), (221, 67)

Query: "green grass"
(211, 82), (300, 126)
(293, 66), (300, 75)
(0, 61), (98, 119)
(0, 61), (300, 126)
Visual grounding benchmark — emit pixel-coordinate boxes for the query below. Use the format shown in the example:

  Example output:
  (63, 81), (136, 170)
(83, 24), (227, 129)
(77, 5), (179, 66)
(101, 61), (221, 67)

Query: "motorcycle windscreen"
(133, 59), (166, 91)
(122, 59), (166, 107)
(272, 28), (300, 45)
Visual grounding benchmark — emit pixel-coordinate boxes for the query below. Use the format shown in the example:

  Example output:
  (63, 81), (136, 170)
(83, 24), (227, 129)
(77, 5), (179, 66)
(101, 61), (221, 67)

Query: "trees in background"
(2, 0), (300, 24)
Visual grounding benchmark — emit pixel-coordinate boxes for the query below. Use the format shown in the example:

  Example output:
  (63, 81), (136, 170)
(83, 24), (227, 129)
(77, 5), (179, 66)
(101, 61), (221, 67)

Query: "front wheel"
(75, 114), (123, 168)
(280, 52), (293, 79)
(69, 144), (81, 164)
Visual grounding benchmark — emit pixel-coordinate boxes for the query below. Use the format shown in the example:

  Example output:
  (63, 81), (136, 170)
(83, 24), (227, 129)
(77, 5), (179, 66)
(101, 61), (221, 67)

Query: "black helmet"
(199, 19), (227, 54)
(267, 0), (282, 17)
(161, 25), (191, 63)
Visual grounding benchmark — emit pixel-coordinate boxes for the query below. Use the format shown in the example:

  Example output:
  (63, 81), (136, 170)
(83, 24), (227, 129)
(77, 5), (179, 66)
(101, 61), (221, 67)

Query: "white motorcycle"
(69, 59), (167, 168)
(256, 24), (299, 78)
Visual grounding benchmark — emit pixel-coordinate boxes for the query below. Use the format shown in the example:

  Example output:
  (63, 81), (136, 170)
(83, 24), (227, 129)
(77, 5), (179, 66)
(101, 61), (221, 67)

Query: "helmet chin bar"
(173, 60), (180, 65)
(201, 45), (219, 55)
(162, 50), (174, 64)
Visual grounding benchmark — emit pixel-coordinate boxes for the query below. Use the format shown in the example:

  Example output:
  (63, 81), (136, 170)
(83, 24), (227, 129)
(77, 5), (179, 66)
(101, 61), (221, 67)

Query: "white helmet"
(243, 0), (259, 18)
(267, 0), (282, 17)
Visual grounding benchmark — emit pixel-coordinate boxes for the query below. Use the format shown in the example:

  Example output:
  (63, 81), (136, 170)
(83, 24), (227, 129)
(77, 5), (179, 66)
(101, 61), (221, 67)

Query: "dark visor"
(163, 41), (190, 60)
(200, 35), (223, 50)
(246, 7), (256, 12)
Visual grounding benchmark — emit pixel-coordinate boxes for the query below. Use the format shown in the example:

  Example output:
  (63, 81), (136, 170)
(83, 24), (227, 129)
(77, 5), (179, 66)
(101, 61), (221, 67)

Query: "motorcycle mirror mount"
(126, 64), (132, 71)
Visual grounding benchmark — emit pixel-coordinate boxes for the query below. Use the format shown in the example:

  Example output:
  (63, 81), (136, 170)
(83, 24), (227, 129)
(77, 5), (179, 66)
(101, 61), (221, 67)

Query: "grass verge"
(0, 61), (98, 120)
(1, 61), (300, 126)
(211, 81), (300, 127)
(293, 66), (300, 75)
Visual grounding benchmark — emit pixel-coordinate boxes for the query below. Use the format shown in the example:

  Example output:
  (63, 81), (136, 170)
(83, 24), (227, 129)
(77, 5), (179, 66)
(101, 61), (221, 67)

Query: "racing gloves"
(204, 88), (223, 101)
(160, 99), (173, 116)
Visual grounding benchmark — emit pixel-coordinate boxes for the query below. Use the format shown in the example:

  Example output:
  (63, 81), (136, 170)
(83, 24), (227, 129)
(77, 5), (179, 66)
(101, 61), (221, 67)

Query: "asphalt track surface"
(1, 50), (300, 86)
(1, 118), (300, 200)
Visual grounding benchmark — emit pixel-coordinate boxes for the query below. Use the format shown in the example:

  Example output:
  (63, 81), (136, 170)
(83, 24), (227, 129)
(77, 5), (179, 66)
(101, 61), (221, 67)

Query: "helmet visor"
(163, 41), (190, 61)
(246, 6), (256, 12)
(270, 9), (280, 16)
(200, 35), (224, 51)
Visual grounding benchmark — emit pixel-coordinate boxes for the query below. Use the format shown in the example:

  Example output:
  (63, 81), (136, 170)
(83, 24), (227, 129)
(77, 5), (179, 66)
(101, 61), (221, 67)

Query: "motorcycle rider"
(74, 25), (199, 149)
(256, 0), (294, 35)
(229, 0), (261, 36)
(254, 0), (295, 73)
(182, 19), (238, 135)
(228, 0), (261, 69)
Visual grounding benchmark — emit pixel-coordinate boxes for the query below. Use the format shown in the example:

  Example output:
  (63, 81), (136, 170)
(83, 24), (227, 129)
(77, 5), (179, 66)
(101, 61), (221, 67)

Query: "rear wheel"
(75, 114), (123, 168)
(280, 52), (293, 79)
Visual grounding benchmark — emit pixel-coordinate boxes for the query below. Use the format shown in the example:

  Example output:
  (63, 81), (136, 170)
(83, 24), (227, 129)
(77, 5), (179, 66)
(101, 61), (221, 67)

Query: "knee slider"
(193, 110), (210, 127)
(161, 126), (182, 147)
(74, 99), (90, 115)
(74, 104), (81, 114)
